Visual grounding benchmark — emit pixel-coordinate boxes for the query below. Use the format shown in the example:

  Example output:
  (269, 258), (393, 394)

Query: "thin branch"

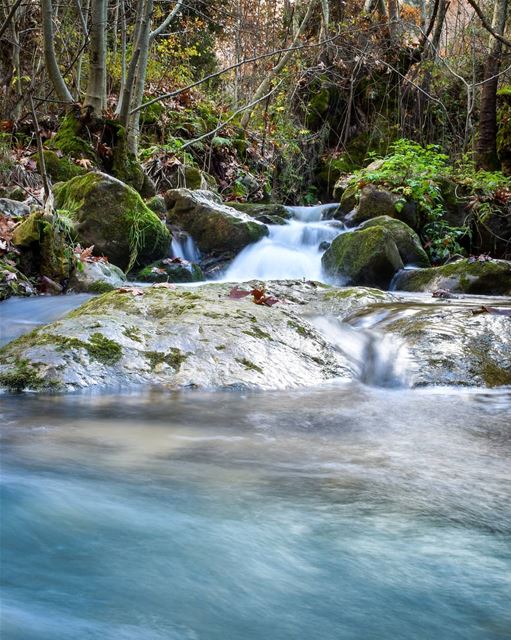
(465, 0), (511, 48)
(181, 83), (283, 150)
(132, 31), (345, 115)
(0, 0), (23, 40)
(150, 0), (183, 40)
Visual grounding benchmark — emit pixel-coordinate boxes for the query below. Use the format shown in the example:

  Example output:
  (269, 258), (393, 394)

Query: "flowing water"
(1, 204), (511, 639)
(224, 204), (344, 282)
(171, 232), (201, 263)
(1, 386), (510, 640)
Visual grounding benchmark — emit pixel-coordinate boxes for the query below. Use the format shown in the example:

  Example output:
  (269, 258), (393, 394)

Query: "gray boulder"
(165, 189), (268, 255)
(69, 261), (127, 293)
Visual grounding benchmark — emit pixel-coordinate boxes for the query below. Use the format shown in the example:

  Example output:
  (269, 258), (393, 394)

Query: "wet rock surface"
(1, 281), (510, 392)
(393, 258), (511, 295)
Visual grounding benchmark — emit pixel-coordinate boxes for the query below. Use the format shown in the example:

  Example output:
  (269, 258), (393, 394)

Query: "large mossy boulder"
(137, 259), (204, 283)
(1, 281), (510, 392)
(165, 189), (268, 255)
(393, 258), (511, 295)
(345, 185), (418, 229)
(0, 282), (356, 392)
(322, 226), (404, 288)
(54, 172), (171, 271)
(358, 216), (430, 267)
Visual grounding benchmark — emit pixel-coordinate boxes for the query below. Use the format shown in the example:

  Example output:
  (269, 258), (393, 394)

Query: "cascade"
(171, 232), (201, 262)
(311, 316), (412, 388)
(224, 204), (344, 282)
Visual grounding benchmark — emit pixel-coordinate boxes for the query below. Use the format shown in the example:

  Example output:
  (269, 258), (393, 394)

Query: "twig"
(180, 83), (282, 149)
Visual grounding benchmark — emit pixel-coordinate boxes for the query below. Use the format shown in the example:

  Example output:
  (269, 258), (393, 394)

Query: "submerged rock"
(165, 189), (268, 255)
(54, 172), (170, 271)
(137, 259), (204, 283)
(393, 259), (511, 295)
(69, 261), (127, 293)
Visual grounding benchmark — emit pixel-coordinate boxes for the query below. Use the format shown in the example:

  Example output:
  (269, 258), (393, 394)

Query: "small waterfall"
(311, 316), (412, 388)
(224, 205), (344, 282)
(171, 232), (200, 262)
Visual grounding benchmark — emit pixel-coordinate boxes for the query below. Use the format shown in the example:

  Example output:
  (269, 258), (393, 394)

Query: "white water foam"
(224, 204), (344, 282)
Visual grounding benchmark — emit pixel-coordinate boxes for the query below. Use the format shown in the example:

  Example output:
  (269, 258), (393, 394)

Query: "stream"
(1, 205), (511, 639)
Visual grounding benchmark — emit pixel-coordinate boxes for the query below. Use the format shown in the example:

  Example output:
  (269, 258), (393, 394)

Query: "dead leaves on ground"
(228, 285), (279, 307)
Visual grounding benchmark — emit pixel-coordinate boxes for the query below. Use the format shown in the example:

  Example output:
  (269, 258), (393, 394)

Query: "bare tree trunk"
(75, 0), (90, 97)
(41, 0), (74, 102)
(476, 0), (508, 170)
(127, 0), (183, 154)
(387, 0), (400, 39)
(241, 0), (317, 128)
(84, 0), (107, 112)
(127, 0), (154, 154)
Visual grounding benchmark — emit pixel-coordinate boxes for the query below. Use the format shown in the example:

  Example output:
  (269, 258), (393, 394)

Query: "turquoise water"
(1, 385), (510, 639)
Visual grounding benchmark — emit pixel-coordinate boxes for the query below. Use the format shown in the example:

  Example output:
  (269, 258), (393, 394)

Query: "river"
(1, 206), (510, 640)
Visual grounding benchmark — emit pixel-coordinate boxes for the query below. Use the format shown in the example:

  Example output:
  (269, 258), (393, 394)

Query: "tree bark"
(41, 0), (74, 103)
(476, 0), (508, 170)
(84, 0), (107, 112)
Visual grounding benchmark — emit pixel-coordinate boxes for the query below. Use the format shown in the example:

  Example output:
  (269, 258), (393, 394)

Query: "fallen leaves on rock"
(228, 285), (279, 307)
(117, 287), (144, 296)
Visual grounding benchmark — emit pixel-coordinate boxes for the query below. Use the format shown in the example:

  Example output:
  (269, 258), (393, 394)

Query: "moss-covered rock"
(136, 259), (204, 283)
(0, 261), (34, 301)
(392, 258), (511, 295)
(165, 189), (268, 255)
(69, 261), (127, 293)
(0, 281), (358, 392)
(50, 112), (97, 160)
(38, 150), (86, 183)
(54, 172), (171, 271)
(358, 216), (430, 267)
(345, 184), (418, 229)
(12, 210), (74, 284)
(322, 226), (404, 288)
(145, 195), (167, 216)
(339, 183), (359, 215)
